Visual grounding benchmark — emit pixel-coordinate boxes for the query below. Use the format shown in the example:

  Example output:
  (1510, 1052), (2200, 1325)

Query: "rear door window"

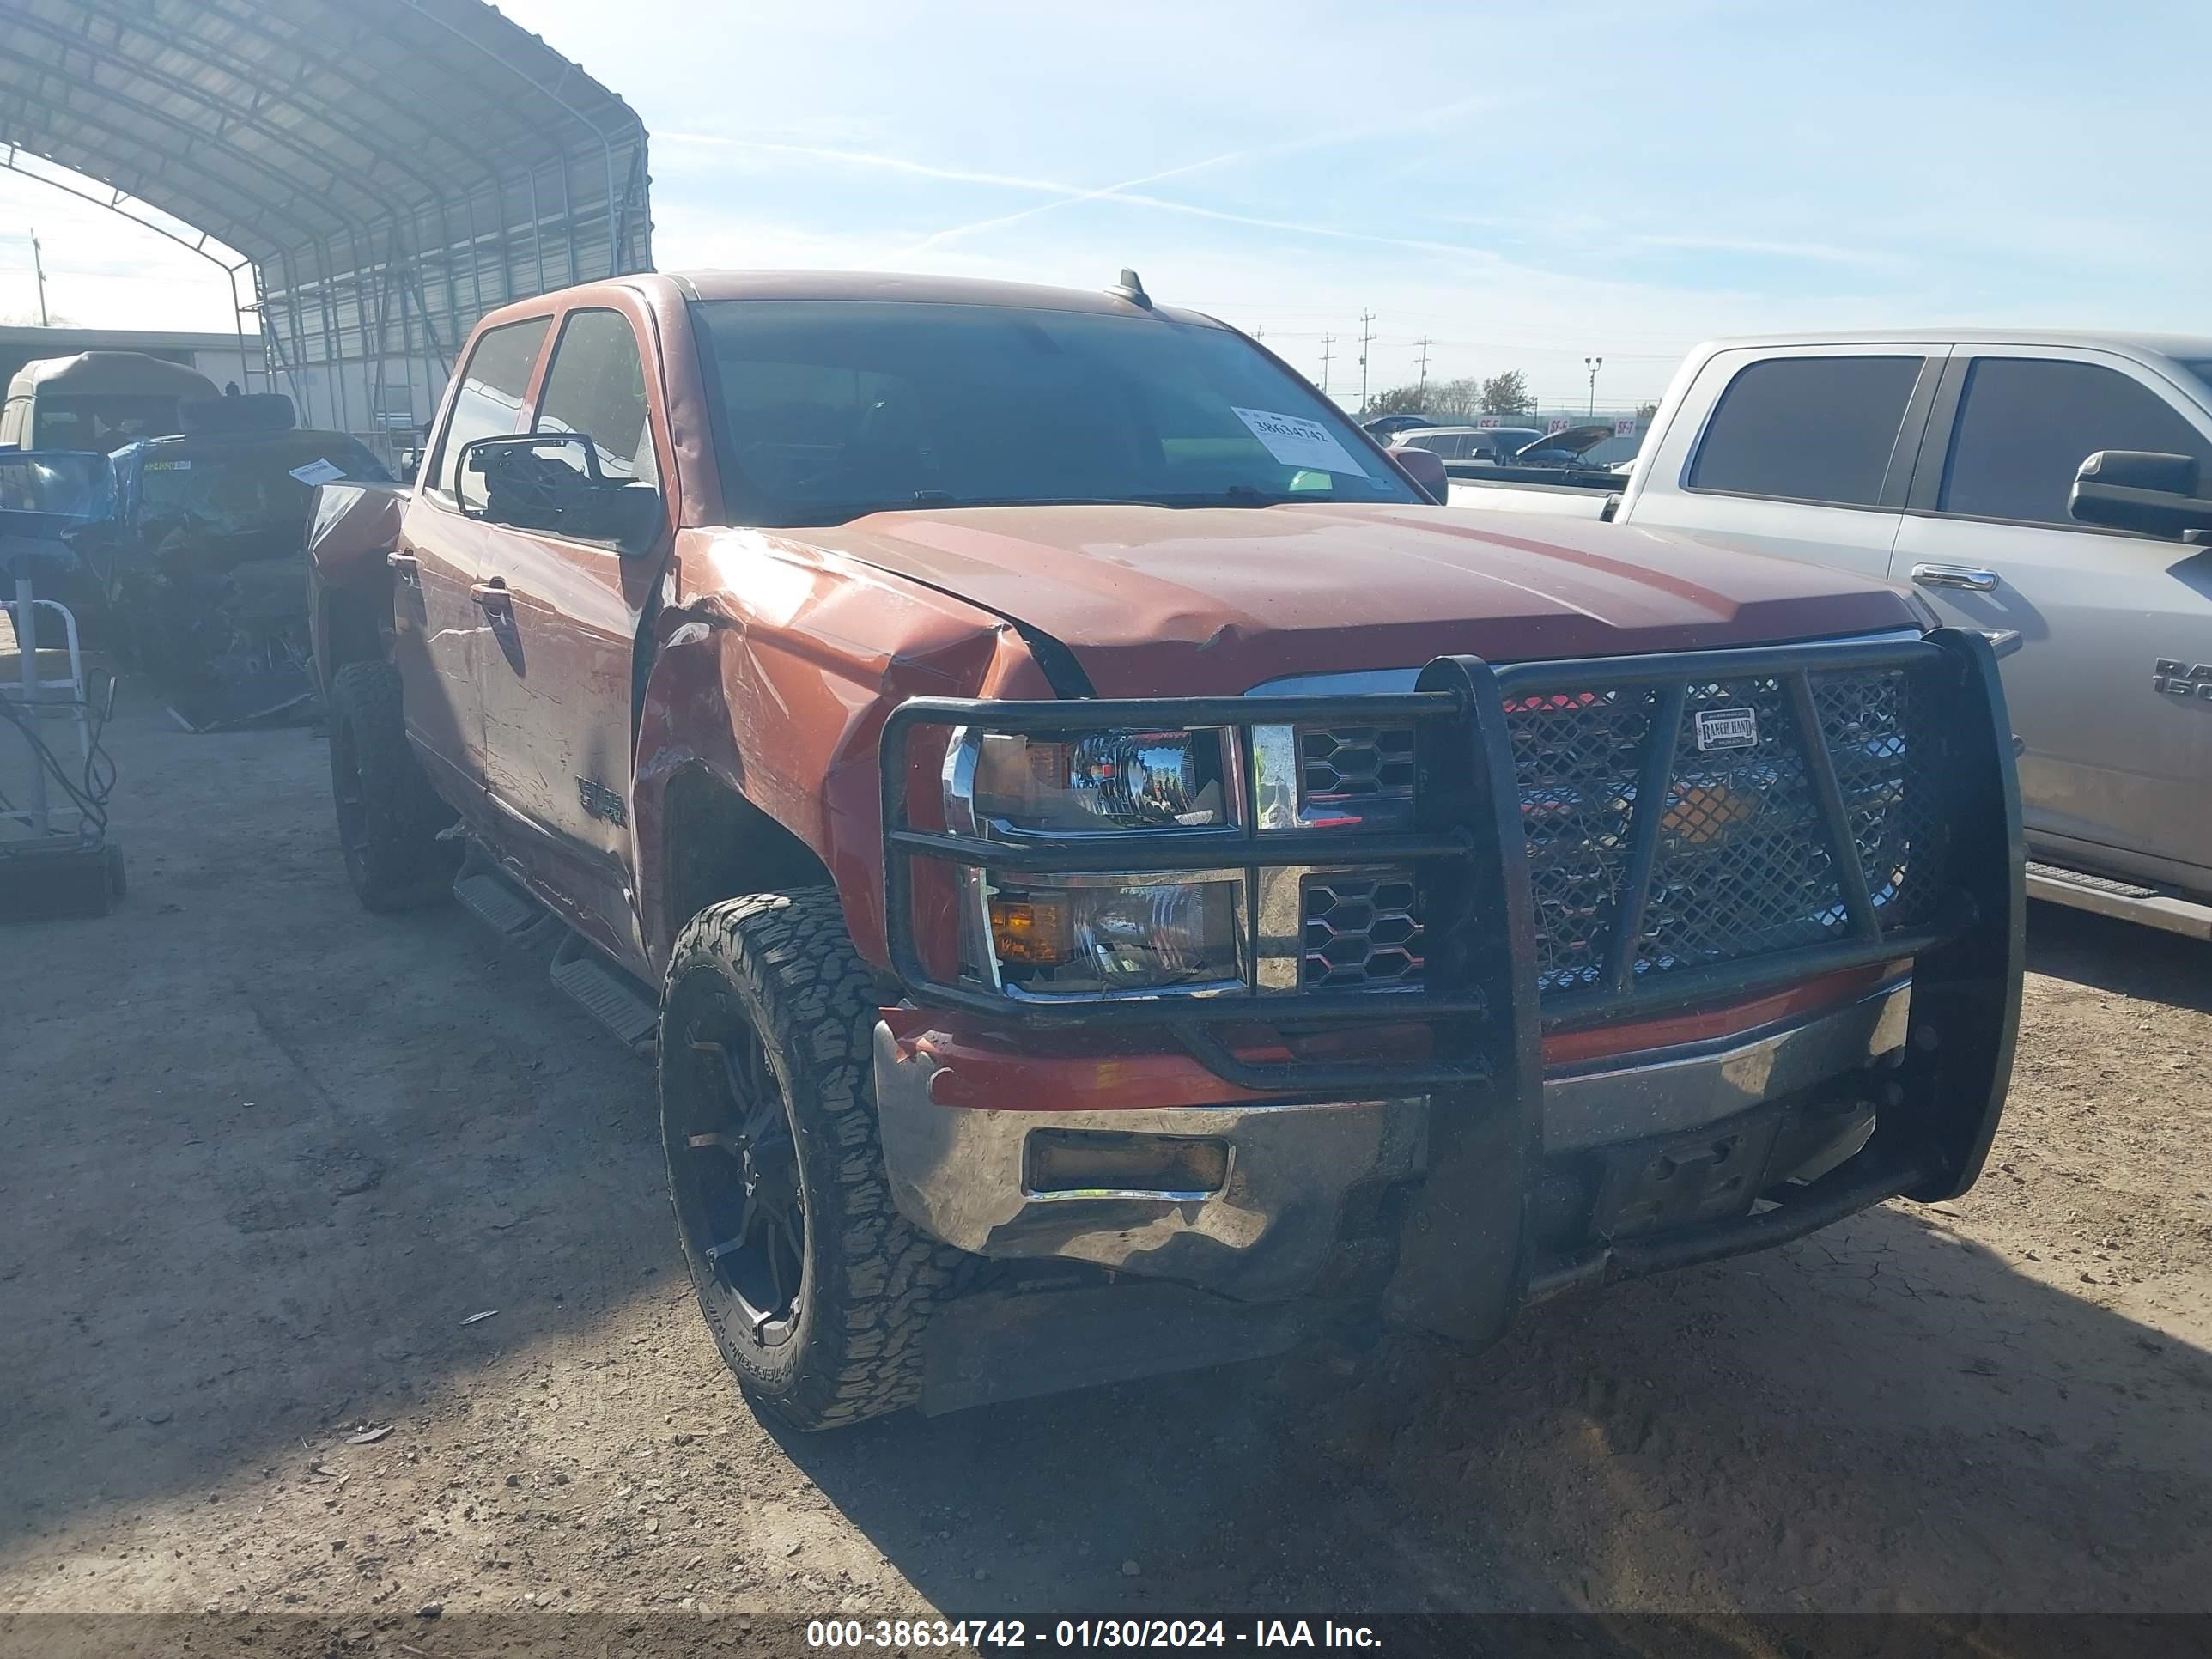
(431, 317), (552, 498)
(1688, 355), (1925, 507)
(532, 308), (659, 488)
(1938, 356), (2212, 526)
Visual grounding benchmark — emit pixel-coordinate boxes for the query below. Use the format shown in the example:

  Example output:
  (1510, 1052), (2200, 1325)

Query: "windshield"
(690, 298), (1418, 526)
(137, 436), (392, 536)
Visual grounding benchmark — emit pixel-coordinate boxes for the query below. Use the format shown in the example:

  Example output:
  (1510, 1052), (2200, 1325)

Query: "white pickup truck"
(1437, 331), (2212, 939)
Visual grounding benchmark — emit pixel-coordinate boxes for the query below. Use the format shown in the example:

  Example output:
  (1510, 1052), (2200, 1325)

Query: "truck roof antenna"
(1108, 268), (1152, 309)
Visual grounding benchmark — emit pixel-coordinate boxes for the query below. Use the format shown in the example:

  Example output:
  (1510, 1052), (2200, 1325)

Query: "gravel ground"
(2, 701), (2208, 1634)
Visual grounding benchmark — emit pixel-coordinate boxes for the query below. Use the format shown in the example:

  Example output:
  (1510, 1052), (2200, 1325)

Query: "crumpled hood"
(793, 502), (1919, 696)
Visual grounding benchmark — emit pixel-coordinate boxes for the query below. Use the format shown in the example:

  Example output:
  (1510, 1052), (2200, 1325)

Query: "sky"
(3, 0), (2207, 410)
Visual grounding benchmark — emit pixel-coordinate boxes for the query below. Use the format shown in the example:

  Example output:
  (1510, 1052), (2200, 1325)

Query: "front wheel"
(660, 889), (971, 1431)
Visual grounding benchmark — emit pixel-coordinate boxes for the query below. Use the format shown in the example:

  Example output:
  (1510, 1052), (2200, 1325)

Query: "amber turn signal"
(989, 892), (1072, 964)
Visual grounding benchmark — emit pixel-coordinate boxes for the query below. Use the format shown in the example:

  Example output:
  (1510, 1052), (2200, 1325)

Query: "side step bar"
(2027, 860), (2212, 941)
(453, 847), (556, 940)
(452, 846), (661, 1055)
(550, 933), (659, 1055)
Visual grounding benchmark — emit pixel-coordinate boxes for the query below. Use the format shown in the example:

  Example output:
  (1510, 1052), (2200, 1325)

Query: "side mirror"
(1389, 443), (1449, 503)
(457, 432), (663, 555)
(2069, 449), (2212, 540)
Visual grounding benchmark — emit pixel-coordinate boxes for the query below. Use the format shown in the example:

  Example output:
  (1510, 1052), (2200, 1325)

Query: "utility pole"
(30, 228), (49, 327)
(1584, 355), (1603, 417)
(1318, 334), (1334, 395)
(1414, 337), (1432, 402)
(1357, 311), (1376, 415)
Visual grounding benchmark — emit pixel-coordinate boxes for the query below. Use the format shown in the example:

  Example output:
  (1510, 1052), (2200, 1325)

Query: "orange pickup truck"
(307, 270), (2023, 1431)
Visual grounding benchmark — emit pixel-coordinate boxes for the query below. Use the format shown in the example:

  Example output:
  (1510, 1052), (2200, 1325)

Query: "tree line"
(1361, 374), (1663, 427)
(1364, 372), (1534, 419)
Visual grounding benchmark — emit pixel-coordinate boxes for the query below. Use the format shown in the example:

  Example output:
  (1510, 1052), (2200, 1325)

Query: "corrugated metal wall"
(0, 0), (653, 455)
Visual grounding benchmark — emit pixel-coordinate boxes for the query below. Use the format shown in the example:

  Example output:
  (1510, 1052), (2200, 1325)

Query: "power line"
(1357, 311), (1376, 415)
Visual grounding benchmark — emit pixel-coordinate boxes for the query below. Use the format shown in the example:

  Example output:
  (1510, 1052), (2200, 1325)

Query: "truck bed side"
(1443, 475), (1617, 517)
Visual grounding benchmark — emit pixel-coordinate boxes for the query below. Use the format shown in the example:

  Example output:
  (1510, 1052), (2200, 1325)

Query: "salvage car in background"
(1443, 331), (2212, 939)
(0, 349), (218, 453)
(1392, 423), (1544, 463)
(84, 394), (391, 730)
(1360, 412), (1437, 441)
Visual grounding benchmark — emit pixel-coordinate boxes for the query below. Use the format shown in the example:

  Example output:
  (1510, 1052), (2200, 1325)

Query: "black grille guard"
(879, 628), (2024, 1340)
(882, 629), (2021, 1184)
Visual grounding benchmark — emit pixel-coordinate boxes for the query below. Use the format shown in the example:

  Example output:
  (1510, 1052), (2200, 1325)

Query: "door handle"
(470, 580), (511, 610)
(386, 550), (419, 586)
(1911, 562), (1999, 592)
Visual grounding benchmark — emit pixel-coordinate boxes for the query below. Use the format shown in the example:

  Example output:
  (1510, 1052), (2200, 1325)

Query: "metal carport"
(0, 0), (652, 454)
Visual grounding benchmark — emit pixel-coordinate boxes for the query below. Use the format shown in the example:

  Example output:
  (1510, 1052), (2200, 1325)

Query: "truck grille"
(1809, 669), (1946, 931)
(1295, 665), (1947, 998)
(1299, 726), (1414, 814)
(1511, 667), (1947, 996)
(1303, 872), (1425, 988)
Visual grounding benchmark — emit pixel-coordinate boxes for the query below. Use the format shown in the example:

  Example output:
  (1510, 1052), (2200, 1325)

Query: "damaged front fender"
(631, 526), (1058, 974)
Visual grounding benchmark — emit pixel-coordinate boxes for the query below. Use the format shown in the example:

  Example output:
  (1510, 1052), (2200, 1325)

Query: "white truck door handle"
(1911, 562), (2000, 592)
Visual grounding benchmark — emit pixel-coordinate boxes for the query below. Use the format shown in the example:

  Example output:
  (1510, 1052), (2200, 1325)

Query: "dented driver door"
(472, 305), (672, 970)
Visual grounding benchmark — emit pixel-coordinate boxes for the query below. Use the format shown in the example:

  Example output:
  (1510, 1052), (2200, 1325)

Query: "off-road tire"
(660, 889), (972, 1431)
(326, 660), (459, 913)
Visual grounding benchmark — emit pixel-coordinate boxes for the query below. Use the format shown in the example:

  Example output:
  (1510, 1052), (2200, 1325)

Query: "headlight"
(940, 724), (1245, 994)
(952, 728), (1232, 833)
(986, 873), (1243, 994)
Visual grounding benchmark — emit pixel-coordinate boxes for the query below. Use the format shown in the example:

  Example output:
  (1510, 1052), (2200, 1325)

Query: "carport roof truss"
(0, 0), (652, 431)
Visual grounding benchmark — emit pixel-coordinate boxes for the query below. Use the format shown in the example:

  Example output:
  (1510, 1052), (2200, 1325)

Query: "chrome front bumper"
(1542, 977), (1911, 1152)
(872, 1024), (1427, 1302)
(872, 977), (1913, 1302)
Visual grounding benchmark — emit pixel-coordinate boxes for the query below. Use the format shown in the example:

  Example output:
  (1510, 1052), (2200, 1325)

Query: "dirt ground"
(3, 698), (2209, 1632)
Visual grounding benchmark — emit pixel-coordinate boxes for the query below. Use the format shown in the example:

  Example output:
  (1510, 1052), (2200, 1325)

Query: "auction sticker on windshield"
(1231, 407), (1363, 475)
